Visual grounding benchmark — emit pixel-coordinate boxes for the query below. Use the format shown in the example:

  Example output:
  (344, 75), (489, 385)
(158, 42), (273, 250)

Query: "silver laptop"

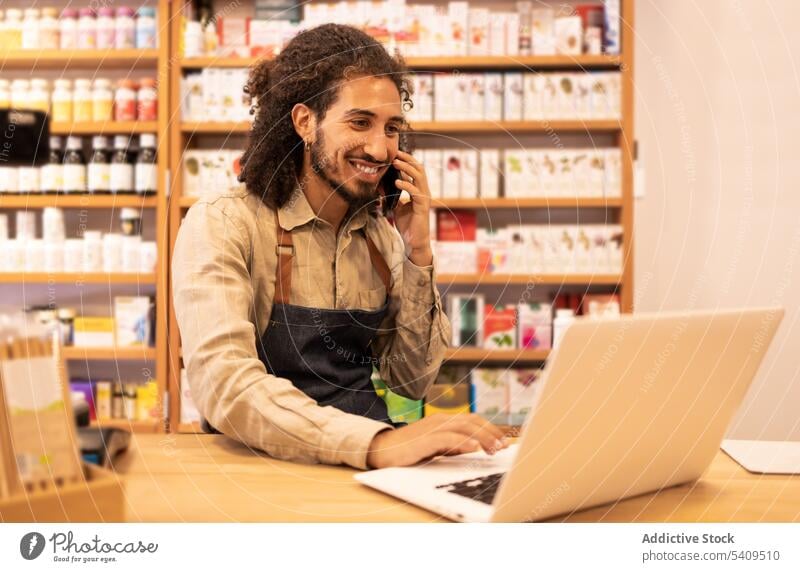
(355, 307), (784, 522)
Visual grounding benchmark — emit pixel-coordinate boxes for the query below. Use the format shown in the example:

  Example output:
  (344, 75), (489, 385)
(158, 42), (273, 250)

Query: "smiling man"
(172, 24), (508, 470)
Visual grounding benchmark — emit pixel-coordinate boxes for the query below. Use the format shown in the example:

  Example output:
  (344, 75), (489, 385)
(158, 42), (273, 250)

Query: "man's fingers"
(440, 416), (508, 454)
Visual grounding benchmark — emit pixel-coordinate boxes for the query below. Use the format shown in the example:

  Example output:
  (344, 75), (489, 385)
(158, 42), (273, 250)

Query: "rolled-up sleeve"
(172, 202), (391, 469)
(373, 246), (451, 400)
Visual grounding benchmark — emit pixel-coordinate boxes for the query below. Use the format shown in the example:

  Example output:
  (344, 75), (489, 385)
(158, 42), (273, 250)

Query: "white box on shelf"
(503, 148), (526, 198)
(448, 1), (469, 56)
(588, 148), (606, 197)
(604, 148), (622, 198)
(441, 149), (462, 198)
(453, 73), (471, 120)
(409, 73), (434, 123)
(531, 8), (556, 55)
(541, 74), (559, 118)
(484, 73), (504, 122)
(424, 149), (444, 199)
(467, 74), (486, 121)
(539, 150), (558, 196)
(525, 150), (543, 197)
(503, 72), (524, 121)
(479, 149), (500, 199)
(575, 73), (593, 119)
(433, 74), (452, 122)
(488, 11), (506, 56)
(571, 150), (591, 197)
(180, 369), (201, 425)
(468, 8), (489, 56)
(604, 0), (621, 55)
(505, 12), (520, 56)
(555, 73), (577, 118)
(434, 241), (477, 274)
(509, 370), (540, 426)
(114, 296), (151, 347)
(460, 149), (479, 199)
(522, 73), (541, 121)
(554, 16), (583, 55)
(471, 369), (509, 425)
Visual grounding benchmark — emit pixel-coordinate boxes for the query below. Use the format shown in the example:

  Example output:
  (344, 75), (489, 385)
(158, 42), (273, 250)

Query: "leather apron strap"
(273, 222), (393, 304)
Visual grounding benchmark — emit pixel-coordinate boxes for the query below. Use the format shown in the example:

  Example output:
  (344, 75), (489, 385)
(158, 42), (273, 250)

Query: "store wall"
(635, 0), (800, 439)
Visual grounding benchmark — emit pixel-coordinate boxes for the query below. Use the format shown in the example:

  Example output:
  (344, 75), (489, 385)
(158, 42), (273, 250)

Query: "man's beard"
(309, 135), (381, 217)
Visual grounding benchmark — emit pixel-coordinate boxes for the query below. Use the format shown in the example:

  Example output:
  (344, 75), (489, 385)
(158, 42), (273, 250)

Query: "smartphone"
(380, 130), (415, 214)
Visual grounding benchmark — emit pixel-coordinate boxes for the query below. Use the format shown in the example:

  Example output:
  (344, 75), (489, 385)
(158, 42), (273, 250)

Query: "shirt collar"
(277, 184), (370, 233)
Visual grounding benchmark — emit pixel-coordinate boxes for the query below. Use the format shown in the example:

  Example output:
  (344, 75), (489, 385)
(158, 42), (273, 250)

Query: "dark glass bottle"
(110, 135), (134, 195)
(88, 135), (111, 194)
(134, 133), (157, 196)
(41, 135), (64, 194)
(62, 136), (86, 194)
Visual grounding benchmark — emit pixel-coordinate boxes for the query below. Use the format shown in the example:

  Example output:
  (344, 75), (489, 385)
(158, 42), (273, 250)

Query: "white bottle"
(21, 8), (40, 50)
(552, 308), (576, 349)
(29, 78), (50, 113)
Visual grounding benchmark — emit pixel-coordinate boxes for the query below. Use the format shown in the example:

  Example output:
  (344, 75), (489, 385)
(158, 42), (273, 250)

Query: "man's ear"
(291, 103), (316, 144)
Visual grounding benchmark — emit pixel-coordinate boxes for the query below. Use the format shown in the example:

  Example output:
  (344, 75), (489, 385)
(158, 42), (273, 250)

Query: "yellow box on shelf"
(73, 317), (115, 348)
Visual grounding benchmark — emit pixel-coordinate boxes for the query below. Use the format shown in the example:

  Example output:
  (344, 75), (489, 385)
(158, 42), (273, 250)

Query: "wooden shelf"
(180, 54), (621, 70)
(444, 347), (550, 363)
(62, 347), (157, 361)
(437, 274), (622, 285)
(50, 121), (158, 135)
(180, 120), (619, 134)
(0, 194), (158, 209)
(0, 272), (156, 284)
(434, 197), (622, 208)
(0, 49), (159, 69)
(177, 196), (621, 210)
(181, 121), (251, 134)
(90, 419), (161, 433)
(412, 120), (621, 133)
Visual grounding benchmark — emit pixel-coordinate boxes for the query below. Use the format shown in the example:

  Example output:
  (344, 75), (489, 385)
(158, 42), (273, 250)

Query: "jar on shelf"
(0, 79), (10, 108)
(4, 9), (24, 51)
(135, 6), (157, 49)
(39, 7), (60, 49)
(73, 79), (93, 122)
(92, 78), (114, 121)
(115, 7), (136, 49)
(10, 79), (31, 110)
(0, 166), (19, 194)
(77, 8), (96, 50)
(59, 8), (79, 50)
(114, 79), (138, 121)
(18, 166), (40, 194)
(21, 8), (40, 50)
(183, 21), (204, 57)
(51, 79), (73, 122)
(136, 78), (157, 121)
(29, 78), (50, 113)
(96, 7), (115, 50)
(63, 136), (87, 194)
(58, 308), (76, 346)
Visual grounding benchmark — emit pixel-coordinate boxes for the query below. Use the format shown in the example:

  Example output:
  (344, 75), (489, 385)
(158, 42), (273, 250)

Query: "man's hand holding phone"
(391, 150), (433, 267)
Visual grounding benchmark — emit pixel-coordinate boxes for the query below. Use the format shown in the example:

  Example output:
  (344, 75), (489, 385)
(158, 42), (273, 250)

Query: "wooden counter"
(115, 434), (800, 522)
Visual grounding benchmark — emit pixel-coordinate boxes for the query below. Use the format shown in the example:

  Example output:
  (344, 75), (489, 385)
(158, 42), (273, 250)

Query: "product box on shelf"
(483, 304), (517, 349)
(470, 368), (509, 424)
(73, 317), (115, 347)
(448, 293), (484, 347)
(114, 296), (151, 347)
(518, 302), (553, 350)
(508, 369), (541, 426)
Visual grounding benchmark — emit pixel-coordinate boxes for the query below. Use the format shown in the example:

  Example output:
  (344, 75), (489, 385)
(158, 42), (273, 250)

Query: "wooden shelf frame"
(0, 48), (159, 70)
(0, 195), (158, 209)
(166, 0), (635, 432)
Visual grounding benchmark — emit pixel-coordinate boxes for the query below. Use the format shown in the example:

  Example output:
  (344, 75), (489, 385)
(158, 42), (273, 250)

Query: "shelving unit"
(0, 0), (171, 433)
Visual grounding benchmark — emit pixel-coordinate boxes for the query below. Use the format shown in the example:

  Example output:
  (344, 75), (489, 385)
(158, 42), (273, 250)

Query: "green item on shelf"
(371, 371), (423, 424)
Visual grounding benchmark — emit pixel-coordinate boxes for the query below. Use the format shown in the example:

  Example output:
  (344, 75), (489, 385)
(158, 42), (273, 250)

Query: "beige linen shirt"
(172, 186), (451, 469)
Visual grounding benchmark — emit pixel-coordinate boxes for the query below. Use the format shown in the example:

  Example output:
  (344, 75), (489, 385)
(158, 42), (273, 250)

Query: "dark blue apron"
(201, 219), (395, 433)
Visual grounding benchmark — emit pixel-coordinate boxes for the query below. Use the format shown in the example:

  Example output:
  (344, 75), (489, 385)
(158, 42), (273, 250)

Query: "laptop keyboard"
(435, 472), (506, 505)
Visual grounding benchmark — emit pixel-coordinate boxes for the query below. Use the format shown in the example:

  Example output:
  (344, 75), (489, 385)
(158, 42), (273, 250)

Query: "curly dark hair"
(238, 24), (413, 210)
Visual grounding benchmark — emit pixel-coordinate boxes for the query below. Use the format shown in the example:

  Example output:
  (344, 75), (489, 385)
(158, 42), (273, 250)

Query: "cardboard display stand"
(0, 330), (124, 522)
